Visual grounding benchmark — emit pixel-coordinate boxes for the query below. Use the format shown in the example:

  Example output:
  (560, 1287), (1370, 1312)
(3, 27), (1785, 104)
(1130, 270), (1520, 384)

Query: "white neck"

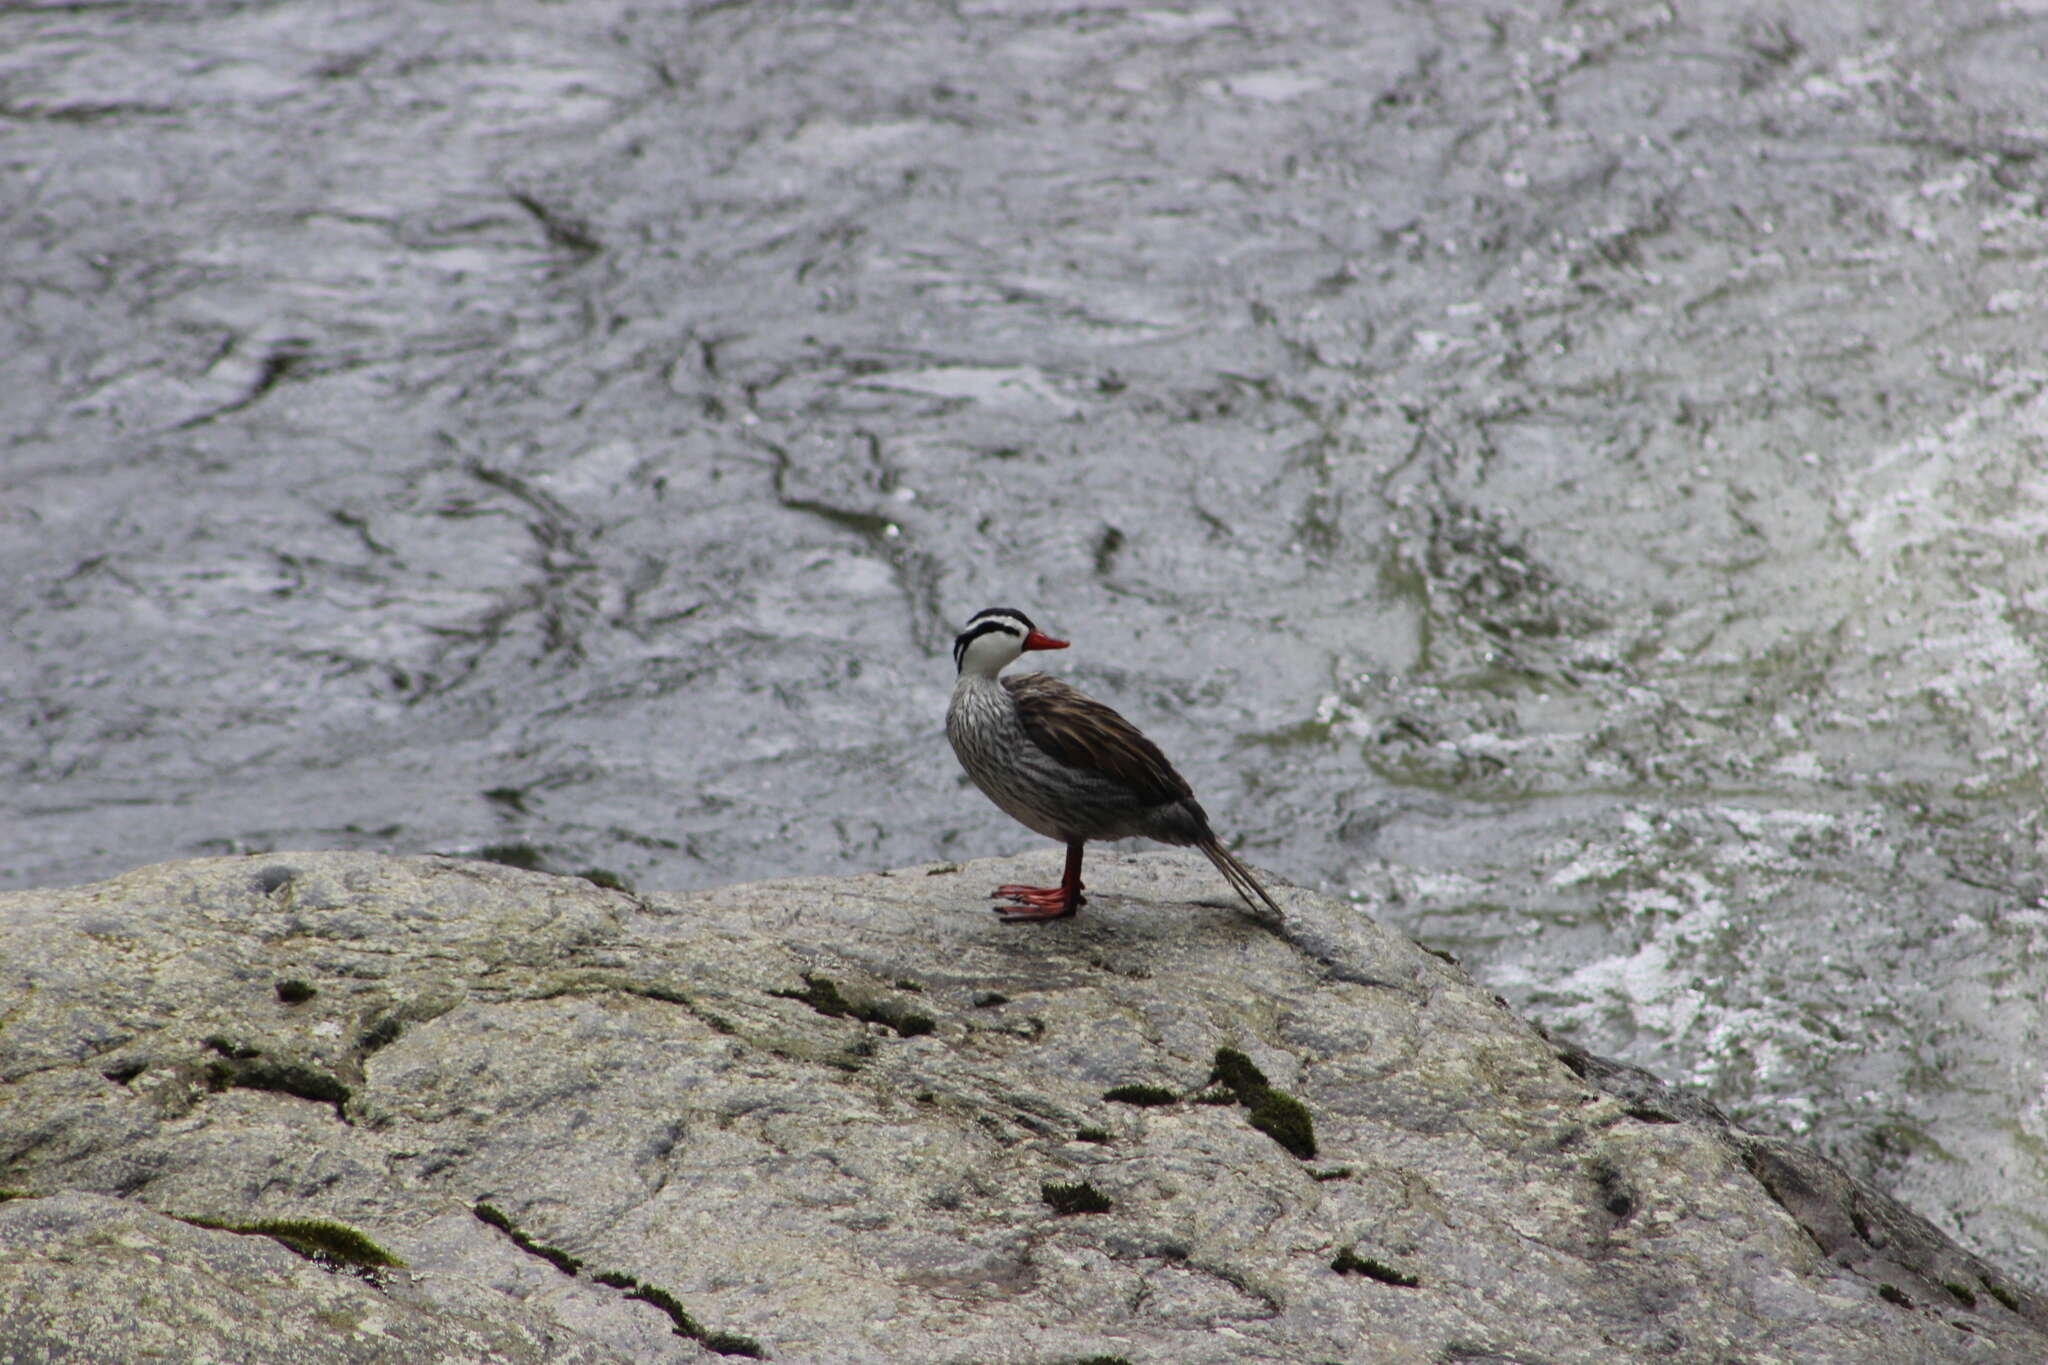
(955, 631), (1023, 679)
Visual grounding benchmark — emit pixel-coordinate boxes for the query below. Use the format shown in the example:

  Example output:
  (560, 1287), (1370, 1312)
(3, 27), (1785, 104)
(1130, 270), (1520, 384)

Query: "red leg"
(992, 841), (1087, 921)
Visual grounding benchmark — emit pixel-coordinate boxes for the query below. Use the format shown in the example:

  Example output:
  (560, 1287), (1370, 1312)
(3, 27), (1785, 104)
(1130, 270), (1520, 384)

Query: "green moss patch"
(771, 973), (935, 1038)
(602, 1271), (765, 1357)
(183, 1215), (402, 1274)
(201, 1038), (352, 1115)
(1209, 1047), (1270, 1098)
(1102, 1084), (1177, 1107)
(473, 1202), (582, 1276)
(863, 998), (935, 1038)
(702, 1332), (767, 1357)
(202, 1035), (261, 1061)
(1331, 1246), (1419, 1286)
(245, 1219), (402, 1271)
(1209, 1048), (1317, 1159)
(624, 1282), (701, 1337)
(356, 1014), (405, 1055)
(481, 1208), (763, 1356)
(1041, 1180), (1113, 1215)
(476, 842), (546, 871)
(274, 979), (317, 1004)
(1246, 1090), (1316, 1159)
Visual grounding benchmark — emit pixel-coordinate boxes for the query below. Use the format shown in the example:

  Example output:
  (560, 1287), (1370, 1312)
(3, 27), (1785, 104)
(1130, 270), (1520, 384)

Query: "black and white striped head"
(952, 607), (1069, 677)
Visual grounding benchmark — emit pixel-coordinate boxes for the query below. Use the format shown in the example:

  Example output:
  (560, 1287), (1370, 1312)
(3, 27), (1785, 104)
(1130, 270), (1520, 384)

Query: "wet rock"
(1, 850), (2042, 1363)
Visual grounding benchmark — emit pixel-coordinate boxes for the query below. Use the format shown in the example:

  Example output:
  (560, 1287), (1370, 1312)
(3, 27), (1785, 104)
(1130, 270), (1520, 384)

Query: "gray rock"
(0, 1190), (691, 1364)
(1, 850), (2042, 1363)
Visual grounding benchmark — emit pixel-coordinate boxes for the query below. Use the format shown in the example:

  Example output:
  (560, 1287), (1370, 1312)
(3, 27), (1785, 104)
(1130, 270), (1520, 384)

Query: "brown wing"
(1003, 672), (1194, 805)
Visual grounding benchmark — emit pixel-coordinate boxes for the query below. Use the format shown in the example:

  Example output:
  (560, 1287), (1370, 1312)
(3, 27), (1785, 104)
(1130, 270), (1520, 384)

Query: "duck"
(945, 607), (1281, 921)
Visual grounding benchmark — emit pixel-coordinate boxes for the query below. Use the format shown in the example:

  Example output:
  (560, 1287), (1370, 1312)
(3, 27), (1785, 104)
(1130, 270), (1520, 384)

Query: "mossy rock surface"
(0, 850), (2042, 1364)
(1208, 1047), (1318, 1159)
(181, 1215), (404, 1272)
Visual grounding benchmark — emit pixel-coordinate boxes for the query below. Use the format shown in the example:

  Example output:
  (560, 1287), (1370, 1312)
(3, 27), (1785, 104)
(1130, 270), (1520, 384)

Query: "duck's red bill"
(1023, 631), (1069, 651)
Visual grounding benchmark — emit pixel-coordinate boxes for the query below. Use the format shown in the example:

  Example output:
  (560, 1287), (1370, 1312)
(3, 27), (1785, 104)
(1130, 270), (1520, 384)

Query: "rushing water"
(4, 0), (2045, 1275)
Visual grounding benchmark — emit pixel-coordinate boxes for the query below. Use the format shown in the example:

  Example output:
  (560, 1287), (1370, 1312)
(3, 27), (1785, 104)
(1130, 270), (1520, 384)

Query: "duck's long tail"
(1198, 837), (1284, 918)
